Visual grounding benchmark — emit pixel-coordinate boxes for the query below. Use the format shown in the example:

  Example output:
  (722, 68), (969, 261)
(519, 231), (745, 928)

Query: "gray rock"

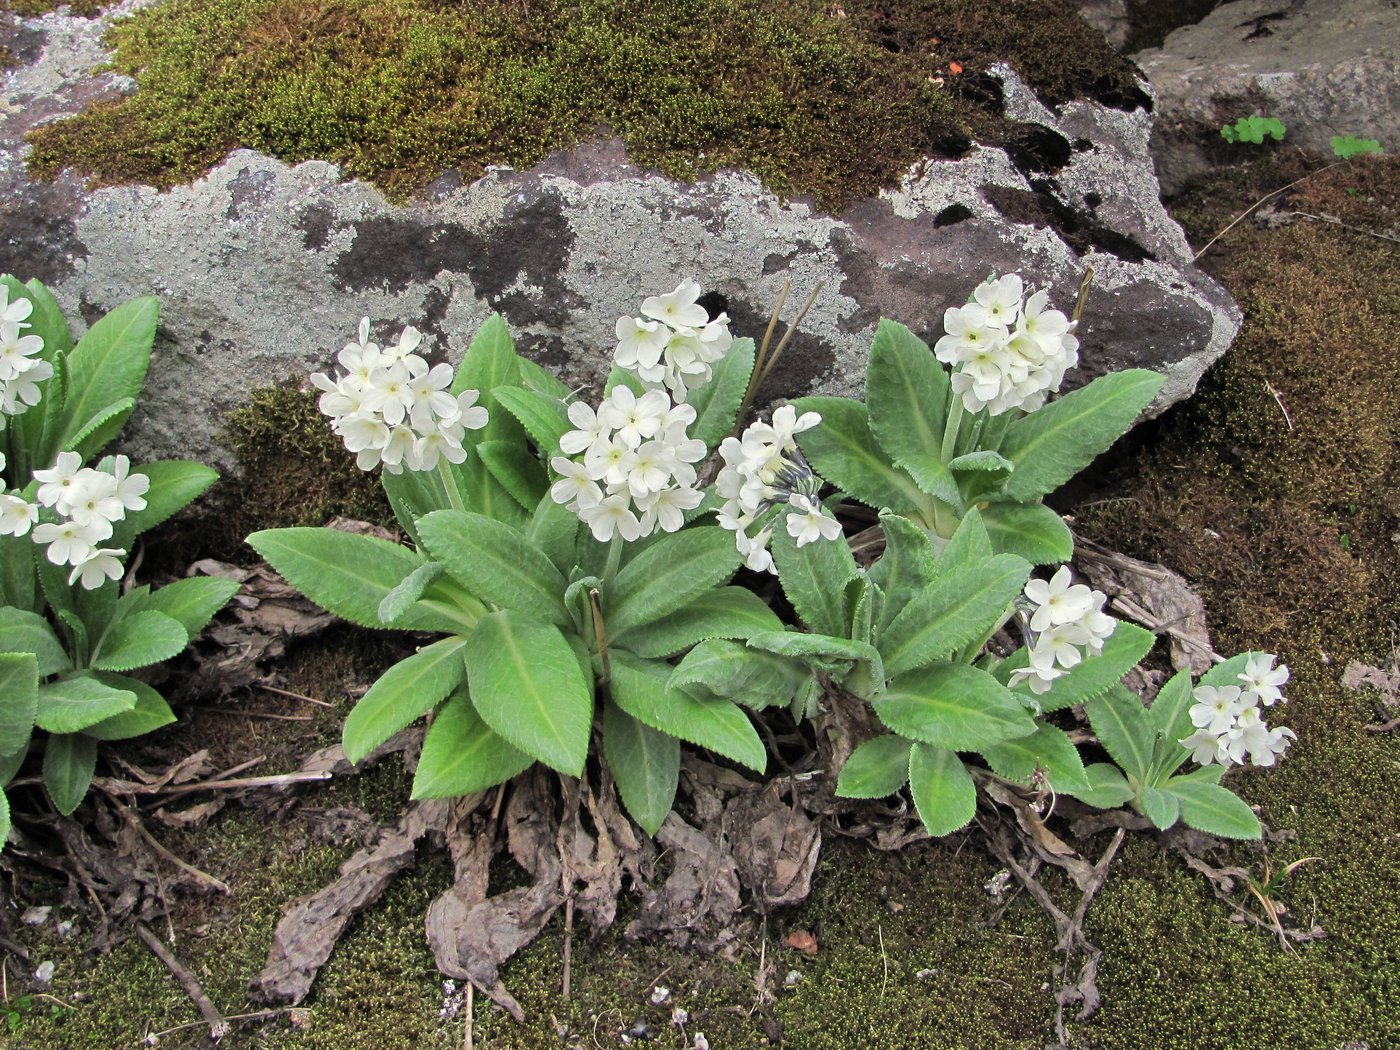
(0, 8), (1239, 472)
(1137, 0), (1400, 196)
(1077, 0), (1132, 52)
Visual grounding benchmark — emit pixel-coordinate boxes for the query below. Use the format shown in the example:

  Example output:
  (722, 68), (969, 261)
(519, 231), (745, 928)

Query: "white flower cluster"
(311, 318), (489, 474)
(550, 385), (707, 542)
(934, 273), (1079, 416)
(1179, 654), (1294, 767)
(613, 280), (733, 403)
(715, 406), (839, 574)
(0, 288), (54, 429)
(1010, 566), (1116, 695)
(0, 451), (149, 589)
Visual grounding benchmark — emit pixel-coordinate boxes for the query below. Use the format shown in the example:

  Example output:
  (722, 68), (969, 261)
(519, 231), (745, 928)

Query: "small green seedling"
(1331, 134), (1383, 159)
(1220, 115), (1286, 145)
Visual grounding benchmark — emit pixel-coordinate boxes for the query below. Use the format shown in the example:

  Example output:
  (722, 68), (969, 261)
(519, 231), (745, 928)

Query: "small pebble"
(20, 906), (51, 925)
(916, 968), (938, 981)
(649, 984), (670, 1005)
(34, 960), (55, 986)
(783, 969), (801, 987)
(671, 1006), (689, 1027)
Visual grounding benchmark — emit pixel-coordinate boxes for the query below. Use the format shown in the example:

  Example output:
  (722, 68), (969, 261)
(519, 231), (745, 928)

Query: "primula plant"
(248, 283), (828, 834)
(0, 276), (238, 843)
(251, 273), (1294, 845)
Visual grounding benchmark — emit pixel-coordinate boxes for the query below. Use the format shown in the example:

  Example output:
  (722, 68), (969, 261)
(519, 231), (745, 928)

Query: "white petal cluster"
(4, 451), (151, 589)
(0, 288), (54, 421)
(1179, 654), (1294, 767)
(613, 280), (733, 403)
(311, 318), (489, 474)
(715, 406), (835, 574)
(551, 385), (706, 542)
(934, 274), (1079, 416)
(1009, 566), (1116, 695)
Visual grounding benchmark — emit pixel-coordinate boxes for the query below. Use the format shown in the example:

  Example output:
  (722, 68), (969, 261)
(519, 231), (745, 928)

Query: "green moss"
(217, 384), (392, 557)
(24, 0), (1138, 209)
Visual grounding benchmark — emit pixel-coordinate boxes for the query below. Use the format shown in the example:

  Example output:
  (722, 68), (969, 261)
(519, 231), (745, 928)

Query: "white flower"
(34, 451), (85, 513)
(639, 485), (702, 534)
(0, 358), (53, 416)
(33, 518), (106, 566)
(614, 316), (668, 372)
(0, 321), (45, 382)
(1024, 566), (1095, 632)
(1179, 729), (1230, 767)
(1189, 685), (1247, 736)
(641, 279), (708, 330)
(68, 548), (125, 589)
(111, 455), (150, 512)
(0, 287), (33, 327)
(64, 469), (124, 529)
(785, 493), (841, 547)
(579, 493), (642, 542)
(1237, 653), (1289, 706)
(0, 494), (37, 537)
(599, 386), (669, 448)
(736, 527), (775, 574)
(550, 456), (602, 509)
(560, 400), (610, 455)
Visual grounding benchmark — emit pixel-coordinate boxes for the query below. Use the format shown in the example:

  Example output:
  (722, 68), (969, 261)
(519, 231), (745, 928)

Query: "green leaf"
(493, 386), (570, 459)
(43, 733), (97, 816)
(0, 608), (71, 677)
(874, 664), (1035, 750)
(411, 687), (533, 799)
(936, 507), (993, 573)
(603, 701), (680, 836)
(453, 315), (522, 443)
(1331, 134), (1383, 159)
(115, 461), (218, 540)
(686, 337), (755, 451)
(1148, 668), (1196, 751)
(770, 517), (858, 637)
(525, 492), (580, 574)
(517, 356), (572, 400)
(248, 527), (458, 633)
(122, 576), (238, 639)
(466, 610), (592, 776)
(451, 449), (527, 527)
(864, 321), (958, 505)
(376, 562), (445, 626)
(0, 653), (38, 756)
(67, 397), (136, 464)
(81, 673), (176, 741)
(54, 296), (157, 457)
(867, 513), (938, 637)
(91, 611), (188, 672)
(908, 743), (976, 836)
(667, 638), (807, 710)
(607, 526), (739, 635)
(980, 725), (1090, 793)
(343, 636), (469, 763)
(1163, 778), (1261, 839)
(614, 586), (783, 658)
(979, 501), (1073, 565)
(36, 674), (136, 734)
(0, 787), (9, 852)
(0, 745), (25, 788)
(948, 450), (1013, 476)
(880, 554), (1030, 677)
(476, 440), (547, 511)
(793, 396), (929, 513)
(605, 366), (646, 397)
(0, 532), (37, 613)
(1084, 686), (1154, 782)
(610, 652), (765, 773)
(419, 510), (571, 627)
(836, 735), (912, 799)
(747, 630), (883, 688)
(999, 370), (1164, 501)
(1140, 785), (1180, 830)
(1067, 763), (1136, 809)
(1031, 623), (1156, 713)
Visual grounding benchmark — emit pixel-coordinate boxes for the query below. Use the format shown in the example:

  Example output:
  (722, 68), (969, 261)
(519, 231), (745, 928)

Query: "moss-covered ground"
(21, 0), (1139, 210)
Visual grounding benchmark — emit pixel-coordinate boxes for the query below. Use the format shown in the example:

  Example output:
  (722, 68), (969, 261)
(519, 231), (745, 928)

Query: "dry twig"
(136, 923), (230, 1041)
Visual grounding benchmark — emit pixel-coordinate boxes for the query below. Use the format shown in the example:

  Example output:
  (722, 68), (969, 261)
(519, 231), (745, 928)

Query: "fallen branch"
(136, 923), (230, 1041)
